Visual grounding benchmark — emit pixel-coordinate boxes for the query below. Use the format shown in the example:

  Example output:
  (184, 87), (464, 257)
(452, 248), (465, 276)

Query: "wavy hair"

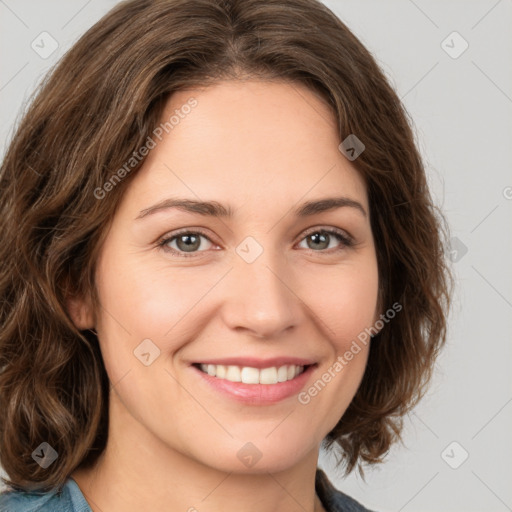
(0, 0), (452, 492)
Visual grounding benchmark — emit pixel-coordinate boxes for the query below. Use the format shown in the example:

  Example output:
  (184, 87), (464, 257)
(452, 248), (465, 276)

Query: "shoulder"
(0, 479), (91, 512)
(315, 468), (377, 512)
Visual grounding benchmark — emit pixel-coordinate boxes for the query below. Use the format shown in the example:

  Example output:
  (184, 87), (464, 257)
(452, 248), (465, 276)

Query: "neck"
(72, 391), (326, 512)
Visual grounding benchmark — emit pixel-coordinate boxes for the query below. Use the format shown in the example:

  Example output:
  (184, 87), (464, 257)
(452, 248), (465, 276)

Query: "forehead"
(121, 80), (367, 215)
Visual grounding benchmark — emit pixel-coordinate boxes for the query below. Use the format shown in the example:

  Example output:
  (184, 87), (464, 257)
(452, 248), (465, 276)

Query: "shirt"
(0, 468), (374, 511)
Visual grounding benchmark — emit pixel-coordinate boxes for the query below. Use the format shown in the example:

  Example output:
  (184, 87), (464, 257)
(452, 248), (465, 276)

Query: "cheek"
(298, 263), (377, 426)
(96, 251), (218, 335)
(304, 258), (379, 350)
(93, 251), (231, 383)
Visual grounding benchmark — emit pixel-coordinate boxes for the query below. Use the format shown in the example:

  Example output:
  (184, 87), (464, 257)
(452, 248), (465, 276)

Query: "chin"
(186, 430), (321, 475)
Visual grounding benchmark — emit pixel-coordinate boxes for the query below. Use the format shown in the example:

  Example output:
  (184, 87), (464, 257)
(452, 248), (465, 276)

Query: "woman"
(0, 0), (451, 510)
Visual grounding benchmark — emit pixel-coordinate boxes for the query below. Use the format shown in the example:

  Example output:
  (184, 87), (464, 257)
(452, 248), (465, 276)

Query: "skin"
(70, 79), (380, 512)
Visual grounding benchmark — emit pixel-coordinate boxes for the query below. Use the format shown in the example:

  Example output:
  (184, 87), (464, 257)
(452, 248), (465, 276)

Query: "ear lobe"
(66, 294), (95, 330)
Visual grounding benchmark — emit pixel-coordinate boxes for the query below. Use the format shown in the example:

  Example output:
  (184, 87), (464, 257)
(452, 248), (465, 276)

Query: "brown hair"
(0, 0), (452, 492)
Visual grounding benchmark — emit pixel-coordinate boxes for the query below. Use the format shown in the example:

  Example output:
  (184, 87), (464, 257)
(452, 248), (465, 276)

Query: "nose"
(219, 247), (302, 339)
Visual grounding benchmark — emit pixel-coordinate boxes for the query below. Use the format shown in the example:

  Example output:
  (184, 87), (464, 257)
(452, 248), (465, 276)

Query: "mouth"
(190, 358), (317, 404)
(193, 363), (309, 384)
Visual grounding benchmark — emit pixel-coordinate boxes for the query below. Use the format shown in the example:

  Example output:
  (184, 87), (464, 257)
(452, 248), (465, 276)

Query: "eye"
(297, 228), (354, 253)
(158, 229), (216, 258)
(158, 227), (354, 258)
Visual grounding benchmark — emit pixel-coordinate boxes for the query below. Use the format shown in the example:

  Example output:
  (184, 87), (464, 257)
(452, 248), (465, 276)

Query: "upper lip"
(192, 357), (316, 369)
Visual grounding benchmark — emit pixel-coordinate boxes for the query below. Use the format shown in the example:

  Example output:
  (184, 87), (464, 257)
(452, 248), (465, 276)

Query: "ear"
(66, 293), (95, 330)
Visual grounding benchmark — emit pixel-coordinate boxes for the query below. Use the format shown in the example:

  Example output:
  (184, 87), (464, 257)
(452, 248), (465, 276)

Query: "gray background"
(1, 1), (511, 511)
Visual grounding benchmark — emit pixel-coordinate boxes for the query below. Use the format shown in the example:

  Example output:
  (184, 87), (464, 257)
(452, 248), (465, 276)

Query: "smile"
(198, 363), (306, 384)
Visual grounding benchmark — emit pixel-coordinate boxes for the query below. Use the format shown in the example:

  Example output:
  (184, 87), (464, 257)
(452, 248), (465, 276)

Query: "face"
(78, 80), (379, 474)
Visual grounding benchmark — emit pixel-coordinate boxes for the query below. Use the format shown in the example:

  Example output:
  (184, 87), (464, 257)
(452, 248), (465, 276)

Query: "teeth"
(199, 364), (305, 384)
(225, 365), (241, 382)
(277, 365), (288, 382)
(241, 367), (260, 384)
(216, 365), (226, 379)
(259, 367), (278, 384)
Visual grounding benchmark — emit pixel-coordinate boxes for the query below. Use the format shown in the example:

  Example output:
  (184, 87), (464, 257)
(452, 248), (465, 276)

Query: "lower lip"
(192, 365), (316, 405)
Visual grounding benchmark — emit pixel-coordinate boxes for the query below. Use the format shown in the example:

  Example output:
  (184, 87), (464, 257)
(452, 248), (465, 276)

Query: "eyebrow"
(135, 196), (367, 220)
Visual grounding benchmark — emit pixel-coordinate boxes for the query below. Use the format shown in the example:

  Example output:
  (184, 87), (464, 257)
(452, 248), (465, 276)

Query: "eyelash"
(157, 227), (355, 258)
